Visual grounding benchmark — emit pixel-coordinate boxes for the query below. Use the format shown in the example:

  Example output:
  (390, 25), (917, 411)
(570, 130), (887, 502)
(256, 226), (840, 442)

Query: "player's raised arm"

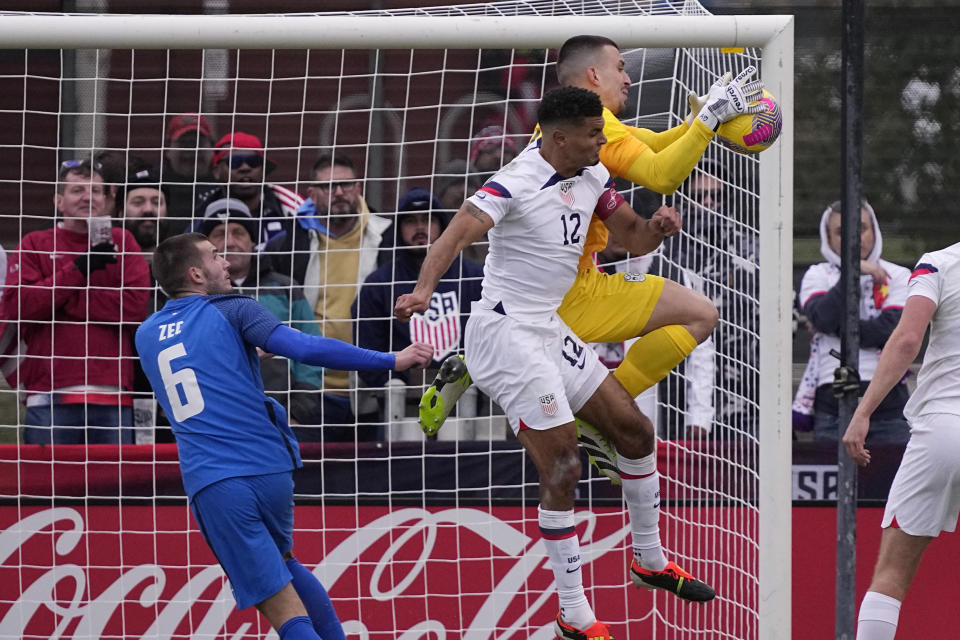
(601, 201), (682, 257)
(394, 200), (493, 321)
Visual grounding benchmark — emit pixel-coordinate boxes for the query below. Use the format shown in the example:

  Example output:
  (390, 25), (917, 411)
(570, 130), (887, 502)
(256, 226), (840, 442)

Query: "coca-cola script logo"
(1, 505), (643, 639)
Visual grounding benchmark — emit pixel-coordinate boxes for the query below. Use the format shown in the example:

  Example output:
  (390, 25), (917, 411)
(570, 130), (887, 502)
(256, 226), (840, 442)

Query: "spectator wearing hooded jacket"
(353, 187), (483, 423)
(793, 199), (911, 444)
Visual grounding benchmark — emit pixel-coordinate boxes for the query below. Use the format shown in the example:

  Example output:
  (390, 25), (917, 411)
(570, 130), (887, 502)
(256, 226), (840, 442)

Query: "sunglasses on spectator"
(313, 180), (357, 192)
(60, 159), (103, 171)
(58, 159), (104, 181)
(690, 188), (724, 203)
(225, 154), (264, 169)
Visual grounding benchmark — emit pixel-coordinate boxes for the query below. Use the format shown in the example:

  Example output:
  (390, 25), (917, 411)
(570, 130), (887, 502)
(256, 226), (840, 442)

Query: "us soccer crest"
(559, 181), (575, 206)
(410, 290), (461, 361)
(539, 393), (558, 416)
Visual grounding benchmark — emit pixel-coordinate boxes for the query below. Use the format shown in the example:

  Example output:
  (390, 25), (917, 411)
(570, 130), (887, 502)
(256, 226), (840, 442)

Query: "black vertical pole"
(838, 0), (864, 638)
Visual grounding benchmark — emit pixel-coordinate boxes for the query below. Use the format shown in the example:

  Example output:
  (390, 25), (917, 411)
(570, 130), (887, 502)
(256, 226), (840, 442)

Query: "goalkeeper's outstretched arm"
(394, 201), (493, 321)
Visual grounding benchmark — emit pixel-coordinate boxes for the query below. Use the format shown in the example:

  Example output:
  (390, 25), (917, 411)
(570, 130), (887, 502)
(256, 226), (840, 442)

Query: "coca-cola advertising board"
(0, 504), (754, 639)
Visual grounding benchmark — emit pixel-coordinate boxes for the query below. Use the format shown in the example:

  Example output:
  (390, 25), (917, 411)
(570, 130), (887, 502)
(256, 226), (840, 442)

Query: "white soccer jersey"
(902, 242), (960, 420)
(466, 141), (622, 323)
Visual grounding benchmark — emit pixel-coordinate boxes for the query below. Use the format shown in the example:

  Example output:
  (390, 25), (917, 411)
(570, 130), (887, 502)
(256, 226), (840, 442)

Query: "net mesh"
(0, 1), (774, 638)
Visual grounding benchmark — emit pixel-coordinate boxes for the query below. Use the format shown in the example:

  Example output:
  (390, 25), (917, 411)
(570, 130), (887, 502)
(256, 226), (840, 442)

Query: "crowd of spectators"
(0, 111), (887, 446)
(0, 113), (500, 445)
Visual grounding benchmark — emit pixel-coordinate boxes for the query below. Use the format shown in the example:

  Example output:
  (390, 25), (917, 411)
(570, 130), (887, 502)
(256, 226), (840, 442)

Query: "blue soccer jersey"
(136, 294), (301, 497)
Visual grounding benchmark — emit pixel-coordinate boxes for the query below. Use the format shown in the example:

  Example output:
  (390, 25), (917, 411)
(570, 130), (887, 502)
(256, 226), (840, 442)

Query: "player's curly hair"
(537, 86), (604, 127)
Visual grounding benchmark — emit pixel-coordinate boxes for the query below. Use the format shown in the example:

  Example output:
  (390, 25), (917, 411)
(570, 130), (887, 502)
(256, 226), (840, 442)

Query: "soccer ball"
(716, 89), (782, 154)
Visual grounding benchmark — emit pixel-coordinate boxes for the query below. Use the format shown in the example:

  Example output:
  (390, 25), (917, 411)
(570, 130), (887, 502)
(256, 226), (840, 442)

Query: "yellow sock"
(613, 325), (698, 398)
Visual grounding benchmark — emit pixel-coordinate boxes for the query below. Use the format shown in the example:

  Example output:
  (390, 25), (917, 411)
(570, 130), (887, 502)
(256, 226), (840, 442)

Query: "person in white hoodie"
(794, 199), (911, 444)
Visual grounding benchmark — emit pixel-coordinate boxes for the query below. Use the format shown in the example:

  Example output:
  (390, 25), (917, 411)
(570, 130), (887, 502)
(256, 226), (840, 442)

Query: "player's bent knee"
(689, 296), (719, 343)
(612, 413), (656, 459)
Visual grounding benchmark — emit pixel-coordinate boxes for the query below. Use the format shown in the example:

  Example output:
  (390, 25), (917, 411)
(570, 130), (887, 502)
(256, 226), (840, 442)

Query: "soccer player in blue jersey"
(135, 233), (433, 640)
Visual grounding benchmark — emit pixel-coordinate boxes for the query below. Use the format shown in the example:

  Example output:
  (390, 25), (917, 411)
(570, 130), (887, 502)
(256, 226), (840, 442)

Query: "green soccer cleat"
(576, 418), (621, 485)
(419, 354), (472, 436)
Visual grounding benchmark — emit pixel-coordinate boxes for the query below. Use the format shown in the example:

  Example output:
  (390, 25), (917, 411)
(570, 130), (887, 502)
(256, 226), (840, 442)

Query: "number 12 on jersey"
(561, 212), (582, 245)
(157, 342), (205, 421)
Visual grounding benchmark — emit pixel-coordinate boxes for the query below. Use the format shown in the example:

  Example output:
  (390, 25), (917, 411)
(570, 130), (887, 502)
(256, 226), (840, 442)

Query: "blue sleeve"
(265, 324), (396, 371)
(860, 308), (902, 349)
(209, 295), (282, 347)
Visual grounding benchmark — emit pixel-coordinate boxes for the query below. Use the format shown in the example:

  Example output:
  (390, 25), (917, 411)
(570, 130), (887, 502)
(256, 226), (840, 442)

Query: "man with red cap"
(194, 131), (303, 259)
(163, 113), (215, 229)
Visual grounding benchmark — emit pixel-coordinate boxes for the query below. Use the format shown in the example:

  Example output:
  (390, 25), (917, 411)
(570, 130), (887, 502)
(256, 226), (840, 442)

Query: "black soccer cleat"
(630, 558), (716, 602)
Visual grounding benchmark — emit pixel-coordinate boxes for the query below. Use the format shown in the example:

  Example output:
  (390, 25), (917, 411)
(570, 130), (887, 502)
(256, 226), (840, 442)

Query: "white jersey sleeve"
(467, 177), (513, 225)
(903, 242), (960, 420)
(907, 254), (943, 304)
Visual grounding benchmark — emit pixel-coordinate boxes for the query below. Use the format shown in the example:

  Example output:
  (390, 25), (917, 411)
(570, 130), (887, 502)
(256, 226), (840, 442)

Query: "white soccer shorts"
(882, 412), (960, 537)
(464, 306), (609, 434)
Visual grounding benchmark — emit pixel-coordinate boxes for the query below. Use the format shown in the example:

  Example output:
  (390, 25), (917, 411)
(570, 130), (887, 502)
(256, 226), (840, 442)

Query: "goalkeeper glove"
(684, 72), (729, 126)
(695, 65), (767, 131)
(74, 241), (117, 277)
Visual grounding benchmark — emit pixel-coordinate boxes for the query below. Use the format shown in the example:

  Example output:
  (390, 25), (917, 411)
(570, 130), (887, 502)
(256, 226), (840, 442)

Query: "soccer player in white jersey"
(843, 243), (960, 640)
(396, 86), (715, 640)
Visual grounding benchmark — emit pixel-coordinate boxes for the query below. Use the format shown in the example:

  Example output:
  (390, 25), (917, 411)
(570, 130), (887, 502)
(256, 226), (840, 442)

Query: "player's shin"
(538, 506), (595, 630)
(856, 592), (901, 640)
(617, 453), (667, 571)
(613, 325), (697, 397)
(277, 616), (321, 640)
(286, 557), (346, 640)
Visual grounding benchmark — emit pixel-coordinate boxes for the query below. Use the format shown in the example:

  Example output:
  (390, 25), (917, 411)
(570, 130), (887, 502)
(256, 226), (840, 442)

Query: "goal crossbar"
(0, 14), (793, 50)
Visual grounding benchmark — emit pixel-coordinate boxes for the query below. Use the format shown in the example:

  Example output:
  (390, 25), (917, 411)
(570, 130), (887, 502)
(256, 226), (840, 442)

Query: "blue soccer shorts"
(190, 471), (295, 609)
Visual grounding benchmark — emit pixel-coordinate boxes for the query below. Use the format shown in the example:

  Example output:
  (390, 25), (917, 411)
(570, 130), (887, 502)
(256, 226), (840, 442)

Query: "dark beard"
(128, 221), (158, 250)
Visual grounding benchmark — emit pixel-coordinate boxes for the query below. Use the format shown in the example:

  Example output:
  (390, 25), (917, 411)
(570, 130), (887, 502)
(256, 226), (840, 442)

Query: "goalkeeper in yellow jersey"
(421, 35), (766, 481)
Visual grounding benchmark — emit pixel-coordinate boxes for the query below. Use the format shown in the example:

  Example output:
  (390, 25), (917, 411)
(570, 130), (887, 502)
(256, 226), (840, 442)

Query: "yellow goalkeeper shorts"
(557, 268), (665, 343)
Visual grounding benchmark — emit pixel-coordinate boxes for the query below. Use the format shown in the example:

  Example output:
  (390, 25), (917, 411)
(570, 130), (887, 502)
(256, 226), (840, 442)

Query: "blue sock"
(278, 616), (320, 640)
(286, 557), (346, 640)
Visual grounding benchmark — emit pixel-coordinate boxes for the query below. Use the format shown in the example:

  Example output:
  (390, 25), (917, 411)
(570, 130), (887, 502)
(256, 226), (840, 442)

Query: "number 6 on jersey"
(157, 342), (205, 421)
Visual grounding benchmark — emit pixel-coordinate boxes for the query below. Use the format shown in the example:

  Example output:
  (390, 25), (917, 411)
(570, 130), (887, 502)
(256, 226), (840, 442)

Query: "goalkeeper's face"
(594, 45), (631, 115)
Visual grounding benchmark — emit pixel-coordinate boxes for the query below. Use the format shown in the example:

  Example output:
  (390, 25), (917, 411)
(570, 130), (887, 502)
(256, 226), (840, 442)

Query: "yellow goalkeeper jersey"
(532, 107), (714, 270)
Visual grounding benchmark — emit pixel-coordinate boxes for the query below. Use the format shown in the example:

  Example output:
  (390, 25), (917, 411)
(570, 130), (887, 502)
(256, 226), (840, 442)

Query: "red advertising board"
(1, 504), (757, 639)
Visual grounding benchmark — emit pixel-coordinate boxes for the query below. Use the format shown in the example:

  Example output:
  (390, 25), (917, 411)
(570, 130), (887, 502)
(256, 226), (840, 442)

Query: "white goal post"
(0, 7), (793, 640)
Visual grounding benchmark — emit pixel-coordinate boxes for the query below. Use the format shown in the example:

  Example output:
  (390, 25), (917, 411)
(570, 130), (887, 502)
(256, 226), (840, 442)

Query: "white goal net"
(0, 2), (793, 639)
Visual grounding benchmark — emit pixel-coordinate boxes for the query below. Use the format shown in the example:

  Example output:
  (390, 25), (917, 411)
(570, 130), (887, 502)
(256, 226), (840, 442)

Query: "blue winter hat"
(397, 187), (442, 213)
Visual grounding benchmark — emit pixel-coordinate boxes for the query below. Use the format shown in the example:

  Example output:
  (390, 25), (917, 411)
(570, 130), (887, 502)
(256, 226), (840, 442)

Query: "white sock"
(618, 451), (667, 571)
(538, 506), (594, 629)
(856, 591), (901, 640)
